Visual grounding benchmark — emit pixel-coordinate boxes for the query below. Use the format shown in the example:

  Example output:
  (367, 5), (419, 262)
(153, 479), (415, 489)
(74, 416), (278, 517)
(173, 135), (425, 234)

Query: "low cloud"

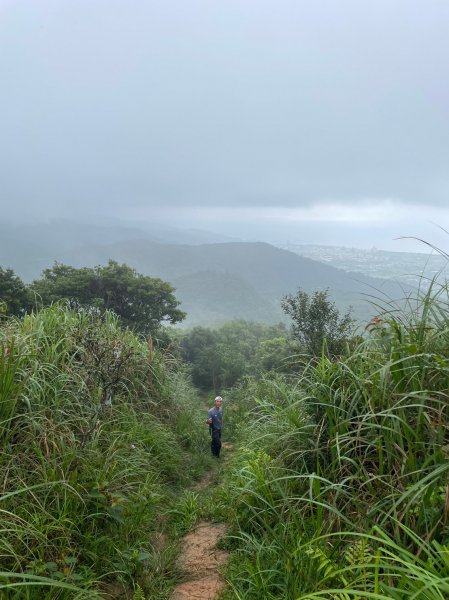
(1, 0), (448, 242)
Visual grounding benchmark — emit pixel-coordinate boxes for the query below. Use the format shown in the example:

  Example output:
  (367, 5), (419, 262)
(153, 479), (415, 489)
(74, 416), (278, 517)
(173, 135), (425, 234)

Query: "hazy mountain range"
(1, 221), (420, 327)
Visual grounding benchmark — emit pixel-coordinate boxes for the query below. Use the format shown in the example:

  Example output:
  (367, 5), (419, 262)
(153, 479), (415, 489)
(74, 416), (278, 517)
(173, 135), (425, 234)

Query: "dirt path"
(171, 521), (228, 600)
(171, 442), (233, 600)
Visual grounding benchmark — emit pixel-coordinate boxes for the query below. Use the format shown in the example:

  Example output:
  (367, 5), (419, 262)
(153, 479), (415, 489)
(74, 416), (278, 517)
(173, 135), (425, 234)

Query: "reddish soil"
(171, 521), (228, 600)
(171, 438), (233, 599)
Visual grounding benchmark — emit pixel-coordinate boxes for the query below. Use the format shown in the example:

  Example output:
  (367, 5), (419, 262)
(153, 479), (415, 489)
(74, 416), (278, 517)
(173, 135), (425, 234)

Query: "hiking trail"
(170, 442), (233, 600)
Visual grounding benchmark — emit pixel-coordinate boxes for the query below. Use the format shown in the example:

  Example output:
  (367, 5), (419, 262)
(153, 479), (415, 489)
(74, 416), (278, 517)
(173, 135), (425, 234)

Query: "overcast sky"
(1, 0), (448, 250)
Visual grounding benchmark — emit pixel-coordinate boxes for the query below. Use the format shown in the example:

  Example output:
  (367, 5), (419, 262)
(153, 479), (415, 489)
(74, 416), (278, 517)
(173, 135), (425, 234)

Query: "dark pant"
(211, 427), (222, 457)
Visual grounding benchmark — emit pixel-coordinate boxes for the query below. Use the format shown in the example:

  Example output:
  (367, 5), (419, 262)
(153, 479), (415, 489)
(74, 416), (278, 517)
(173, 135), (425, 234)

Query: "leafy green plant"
(132, 584), (147, 600)
(169, 490), (199, 536)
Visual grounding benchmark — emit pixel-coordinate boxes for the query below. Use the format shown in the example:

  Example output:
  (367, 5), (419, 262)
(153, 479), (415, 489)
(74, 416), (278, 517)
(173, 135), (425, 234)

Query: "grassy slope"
(0, 306), (209, 599)
(5, 284), (449, 599)
(219, 284), (449, 598)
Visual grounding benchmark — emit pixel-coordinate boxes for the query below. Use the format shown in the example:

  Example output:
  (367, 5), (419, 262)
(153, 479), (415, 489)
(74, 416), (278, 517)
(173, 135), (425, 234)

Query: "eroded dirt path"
(171, 442), (233, 600)
(171, 521), (228, 599)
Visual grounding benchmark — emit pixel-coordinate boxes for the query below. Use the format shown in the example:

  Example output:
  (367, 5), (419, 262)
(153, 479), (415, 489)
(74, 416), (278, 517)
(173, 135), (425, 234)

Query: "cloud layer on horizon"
(1, 0), (448, 230)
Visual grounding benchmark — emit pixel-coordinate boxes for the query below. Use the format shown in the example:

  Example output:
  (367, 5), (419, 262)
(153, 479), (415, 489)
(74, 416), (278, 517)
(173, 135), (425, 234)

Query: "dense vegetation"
(0, 267), (31, 316)
(179, 289), (355, 390)
(0, 305), (208, 599)
(179, 321), (298, 390)
(0, 261), (185, 334)
(4, 252), (449, 599)
(219, 283), (449, 598)
(281, 288), (354, 356)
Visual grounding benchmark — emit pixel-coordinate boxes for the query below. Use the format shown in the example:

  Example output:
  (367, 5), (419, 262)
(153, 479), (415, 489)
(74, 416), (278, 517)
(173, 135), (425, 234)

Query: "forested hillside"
(0, 223), (239, 281)
(0, 222), (410, 326)
(2, 258), (449, 599)
(57, 239), (409, 325)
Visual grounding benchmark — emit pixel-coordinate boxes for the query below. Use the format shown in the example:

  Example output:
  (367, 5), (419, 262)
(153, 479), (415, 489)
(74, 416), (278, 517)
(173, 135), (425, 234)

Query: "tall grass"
(222, 282), (449, 598)
(0, 304), (206, 598)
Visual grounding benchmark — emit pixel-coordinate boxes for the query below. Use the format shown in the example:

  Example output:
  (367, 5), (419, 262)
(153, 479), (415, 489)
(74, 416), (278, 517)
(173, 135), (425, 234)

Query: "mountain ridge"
(1, 222), (413, 327)
(57, 238), (408, 326)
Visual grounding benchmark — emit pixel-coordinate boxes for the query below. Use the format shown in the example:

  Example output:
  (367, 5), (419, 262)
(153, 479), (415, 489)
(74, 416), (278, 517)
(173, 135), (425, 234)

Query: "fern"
(132, 584), (146, 600)
(344, 538), (373, 566)
(305, 544), (349, 588)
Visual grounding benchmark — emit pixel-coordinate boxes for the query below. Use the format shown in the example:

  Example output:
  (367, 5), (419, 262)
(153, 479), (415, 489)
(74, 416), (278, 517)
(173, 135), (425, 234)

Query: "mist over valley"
(1, 219), (438, 327)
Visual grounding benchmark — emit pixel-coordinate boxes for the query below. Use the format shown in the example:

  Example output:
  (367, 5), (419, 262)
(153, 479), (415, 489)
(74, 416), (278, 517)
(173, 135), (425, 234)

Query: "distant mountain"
(0, 221), (240, 281)
(0, 221), (154, 280)
(1, 221), (412, 327)
(138, 226), (241, 245)
(171, 270), (281, 326)
(56, 238), (409, 326)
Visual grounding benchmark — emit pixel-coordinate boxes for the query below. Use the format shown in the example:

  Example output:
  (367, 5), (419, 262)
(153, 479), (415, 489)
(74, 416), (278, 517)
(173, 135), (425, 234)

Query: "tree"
(0, 267), (30, 316)
(30, 260), (186, 334)
(281, 288), (354, 357)
(180, 327), (221, 390)
(180, 321), (292, 390)
(255, 337), (300, 373)
(214, 321), (277, 388)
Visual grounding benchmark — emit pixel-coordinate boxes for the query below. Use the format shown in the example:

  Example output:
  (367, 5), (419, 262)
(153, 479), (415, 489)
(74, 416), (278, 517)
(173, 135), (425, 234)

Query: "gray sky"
(1, 0), (449, 250)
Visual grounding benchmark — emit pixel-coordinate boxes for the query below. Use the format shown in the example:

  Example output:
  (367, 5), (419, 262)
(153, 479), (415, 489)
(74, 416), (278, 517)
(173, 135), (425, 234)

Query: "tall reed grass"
(222, 282), (449, 598)
(0, 304), (206, 598)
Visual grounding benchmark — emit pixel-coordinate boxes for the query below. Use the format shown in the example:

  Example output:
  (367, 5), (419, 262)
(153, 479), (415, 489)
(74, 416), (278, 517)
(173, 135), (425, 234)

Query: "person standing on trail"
(207, 396), (223, 458)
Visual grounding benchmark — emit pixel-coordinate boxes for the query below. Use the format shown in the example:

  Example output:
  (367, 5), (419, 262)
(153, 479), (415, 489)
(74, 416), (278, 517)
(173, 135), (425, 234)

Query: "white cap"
(215, 396), (223, 401)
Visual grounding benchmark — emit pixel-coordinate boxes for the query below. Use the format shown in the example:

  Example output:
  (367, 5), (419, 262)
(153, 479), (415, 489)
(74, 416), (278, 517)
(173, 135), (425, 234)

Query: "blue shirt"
(208, 406), (223, 430)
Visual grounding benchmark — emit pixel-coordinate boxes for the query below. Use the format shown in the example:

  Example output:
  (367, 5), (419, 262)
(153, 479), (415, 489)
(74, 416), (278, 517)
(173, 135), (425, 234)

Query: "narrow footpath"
(171, 521), (228, 600)
(170, 442), (233, 600)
